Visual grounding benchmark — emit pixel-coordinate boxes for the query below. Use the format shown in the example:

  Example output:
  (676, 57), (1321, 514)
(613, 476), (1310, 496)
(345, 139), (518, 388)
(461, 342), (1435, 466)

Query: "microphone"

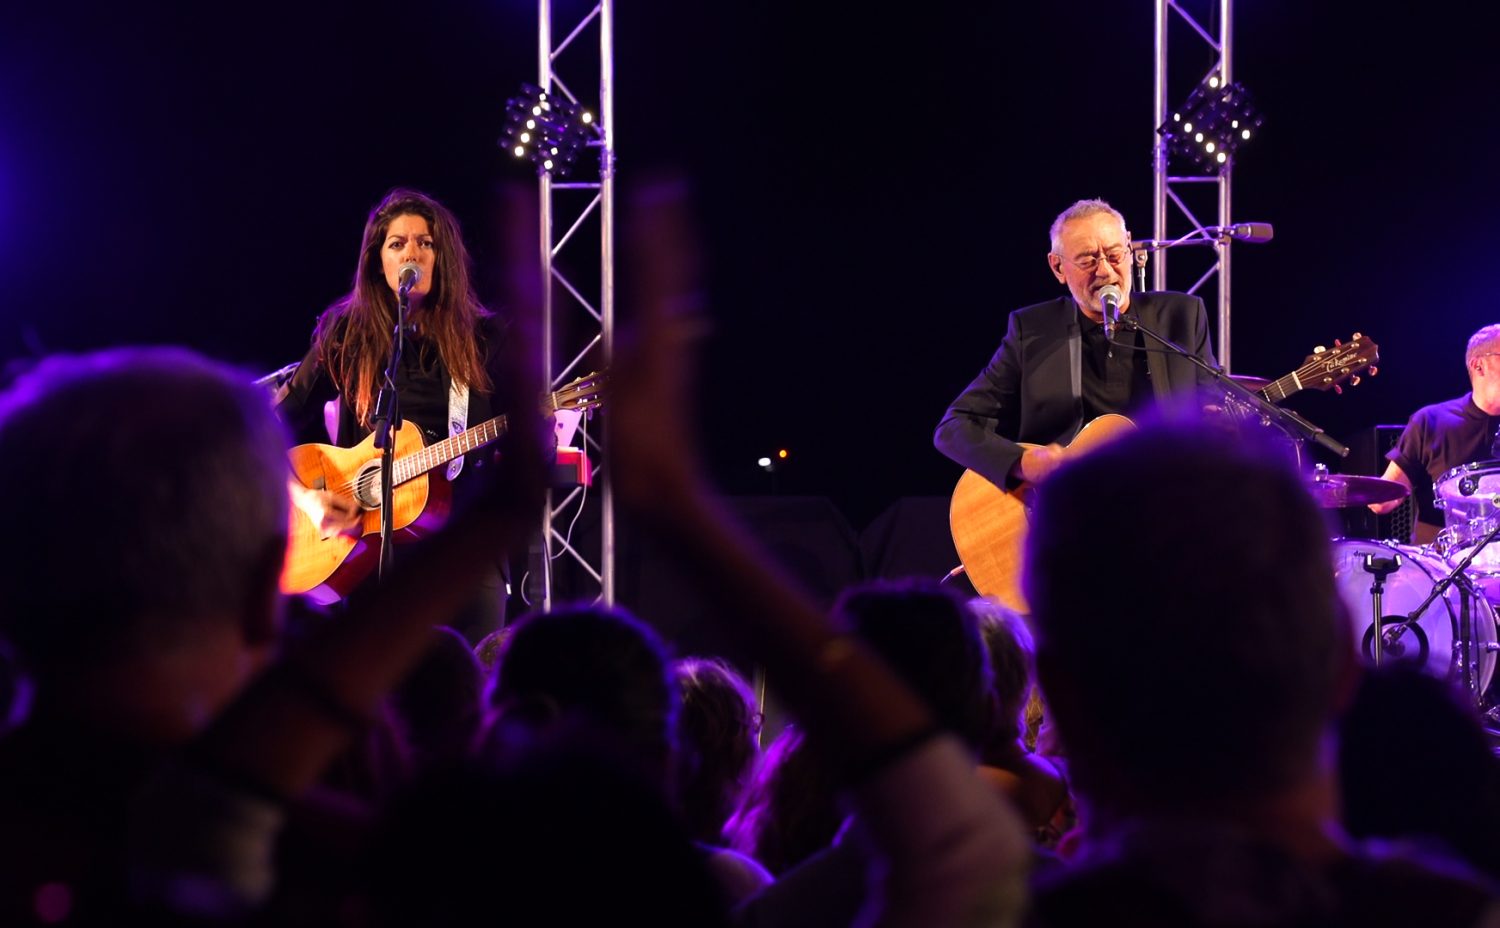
(398, 261), (422, 296)
(1097, 284), (1124, 341)
(1210, 222), (1275, 244)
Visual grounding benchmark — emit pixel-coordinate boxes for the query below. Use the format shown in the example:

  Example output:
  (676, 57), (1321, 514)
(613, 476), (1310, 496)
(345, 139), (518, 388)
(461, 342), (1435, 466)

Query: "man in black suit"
(934, 198), (1220, 488)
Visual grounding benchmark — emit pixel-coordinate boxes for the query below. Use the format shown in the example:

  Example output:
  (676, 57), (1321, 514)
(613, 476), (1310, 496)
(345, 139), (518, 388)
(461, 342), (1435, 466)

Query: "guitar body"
(950, 414), (1136, 612)
(281, 421), (452, 601)
(275, 370), (604, 602)
(947, 334), (1380, 612)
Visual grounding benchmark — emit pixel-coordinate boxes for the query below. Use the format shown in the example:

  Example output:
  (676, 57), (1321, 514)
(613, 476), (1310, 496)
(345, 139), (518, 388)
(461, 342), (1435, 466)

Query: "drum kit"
(1212, 357), (1500, 714)
(1310, 455), (1500, 718)
(1223, 367), (1500, 713)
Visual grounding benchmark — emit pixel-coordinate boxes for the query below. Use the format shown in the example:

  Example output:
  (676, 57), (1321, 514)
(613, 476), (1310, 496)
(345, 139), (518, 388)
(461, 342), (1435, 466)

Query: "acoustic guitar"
(281, 371), (605, 601)
(949, 335), (1379, 612)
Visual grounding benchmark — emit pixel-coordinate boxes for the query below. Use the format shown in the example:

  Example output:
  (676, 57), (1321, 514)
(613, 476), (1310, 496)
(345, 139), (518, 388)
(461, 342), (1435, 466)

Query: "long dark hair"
(315, 188), (493, 427)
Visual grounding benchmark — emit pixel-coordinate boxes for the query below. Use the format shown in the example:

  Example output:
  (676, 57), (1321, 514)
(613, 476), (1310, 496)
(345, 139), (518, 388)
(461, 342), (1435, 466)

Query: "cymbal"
(1229, 373), (1273, 391)
(1306, 474), (1410, 508)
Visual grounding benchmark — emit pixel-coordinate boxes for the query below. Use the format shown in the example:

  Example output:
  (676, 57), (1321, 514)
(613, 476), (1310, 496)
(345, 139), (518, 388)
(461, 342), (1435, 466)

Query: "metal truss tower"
(1151, 0), (1237, 370)
(536, 0), (615, 609)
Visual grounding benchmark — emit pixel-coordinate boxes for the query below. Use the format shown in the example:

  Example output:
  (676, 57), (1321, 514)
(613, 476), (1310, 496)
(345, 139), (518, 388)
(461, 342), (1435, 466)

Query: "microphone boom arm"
(1119, 313), (1349, 459)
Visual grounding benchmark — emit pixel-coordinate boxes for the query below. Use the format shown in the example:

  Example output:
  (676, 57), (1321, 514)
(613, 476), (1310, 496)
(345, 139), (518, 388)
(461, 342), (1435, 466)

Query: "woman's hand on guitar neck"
(287, 479), (362, 539)
(1012, 444), (1065, 484)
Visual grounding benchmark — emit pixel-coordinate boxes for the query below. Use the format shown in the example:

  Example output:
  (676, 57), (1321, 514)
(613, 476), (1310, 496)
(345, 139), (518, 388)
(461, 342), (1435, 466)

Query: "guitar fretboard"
(393, 415), (509, 485)
(381, 374), (600, 490)
(1260, 373), (1300, 403)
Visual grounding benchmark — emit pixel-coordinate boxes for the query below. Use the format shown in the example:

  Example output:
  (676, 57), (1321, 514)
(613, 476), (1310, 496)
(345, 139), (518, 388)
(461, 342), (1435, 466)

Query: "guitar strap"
(1066, 316), (1084, 442)
(447, 379), (469, 481)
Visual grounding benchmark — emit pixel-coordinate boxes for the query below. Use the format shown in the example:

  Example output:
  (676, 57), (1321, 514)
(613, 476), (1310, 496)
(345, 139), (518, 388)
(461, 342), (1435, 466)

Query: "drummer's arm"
(1368, 461), (1413, 515)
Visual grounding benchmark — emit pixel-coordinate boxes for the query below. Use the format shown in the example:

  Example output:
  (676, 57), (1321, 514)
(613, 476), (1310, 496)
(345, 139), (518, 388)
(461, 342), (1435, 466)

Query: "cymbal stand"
(1394, 518), (1500, 703)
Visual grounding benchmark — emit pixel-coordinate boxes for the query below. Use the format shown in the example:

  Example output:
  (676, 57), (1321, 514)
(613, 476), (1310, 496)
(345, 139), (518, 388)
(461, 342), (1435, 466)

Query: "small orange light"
(777, 449), (789, 459)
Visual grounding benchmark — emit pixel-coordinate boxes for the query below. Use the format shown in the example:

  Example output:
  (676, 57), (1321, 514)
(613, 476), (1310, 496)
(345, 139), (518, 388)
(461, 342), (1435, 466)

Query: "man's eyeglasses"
(1058, 248), (1132, 273)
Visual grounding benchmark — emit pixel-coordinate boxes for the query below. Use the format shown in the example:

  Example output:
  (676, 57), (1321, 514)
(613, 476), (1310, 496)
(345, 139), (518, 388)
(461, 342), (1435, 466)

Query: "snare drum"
(1435, 462), (1500, 577)
(1331, 539), (1497, 694)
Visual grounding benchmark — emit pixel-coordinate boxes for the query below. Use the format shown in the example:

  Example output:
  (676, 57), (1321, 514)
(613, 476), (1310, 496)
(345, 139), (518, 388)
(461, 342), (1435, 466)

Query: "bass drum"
(1331, 539), (1497, 695)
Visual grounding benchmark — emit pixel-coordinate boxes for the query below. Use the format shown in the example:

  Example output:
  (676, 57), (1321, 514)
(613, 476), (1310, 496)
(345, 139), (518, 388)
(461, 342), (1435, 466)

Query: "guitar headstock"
(1302, 333), (1379, 393)
(549, 370), (607, 414)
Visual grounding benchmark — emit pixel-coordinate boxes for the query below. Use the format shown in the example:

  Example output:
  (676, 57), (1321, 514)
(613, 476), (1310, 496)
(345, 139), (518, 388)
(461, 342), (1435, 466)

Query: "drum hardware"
(1332, 539), (1500, 702)
(1399, 518), (1500, 703)
(1307, 463), (1410, 509)
(1360, 553), (1402, 665)
(1434, 461), (1500, 578)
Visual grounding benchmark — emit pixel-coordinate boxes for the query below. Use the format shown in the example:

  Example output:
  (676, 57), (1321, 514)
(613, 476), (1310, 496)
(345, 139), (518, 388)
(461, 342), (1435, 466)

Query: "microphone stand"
(370, 287), (412, 582)
(1117, 314), (1351, 459)
(1132, 224), (1273, 296)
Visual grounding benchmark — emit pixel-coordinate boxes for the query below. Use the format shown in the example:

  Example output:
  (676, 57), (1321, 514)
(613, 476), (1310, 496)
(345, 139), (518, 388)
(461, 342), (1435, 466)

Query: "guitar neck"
(1258, 360), (1316, 403)
(387, 379), (596, 486)
(393, 414), (508, 485)
(1258, 376), (1298, 403)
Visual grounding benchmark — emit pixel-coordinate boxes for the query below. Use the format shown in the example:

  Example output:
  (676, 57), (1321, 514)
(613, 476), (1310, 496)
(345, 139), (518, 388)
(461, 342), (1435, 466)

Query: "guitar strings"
(305, 383), (602, 504)
(318, 430), (478, 501)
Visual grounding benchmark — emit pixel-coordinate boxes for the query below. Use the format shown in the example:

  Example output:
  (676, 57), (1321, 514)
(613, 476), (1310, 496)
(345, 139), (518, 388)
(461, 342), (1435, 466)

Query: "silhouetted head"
(835, 578), (995, 751)
(487, 605), (677, 786)
(673, 656), (762, 844)
(969, 598), (1037, 746)
(0, 348), (288, 688)
(1339, 663), (1500, 880)
(1025, 418), (1354, 815)
(365, 742), (731, 926)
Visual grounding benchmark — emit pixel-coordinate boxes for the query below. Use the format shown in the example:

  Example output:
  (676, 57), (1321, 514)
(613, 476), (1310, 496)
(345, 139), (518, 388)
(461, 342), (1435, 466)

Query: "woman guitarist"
(277, 187), (513, 642)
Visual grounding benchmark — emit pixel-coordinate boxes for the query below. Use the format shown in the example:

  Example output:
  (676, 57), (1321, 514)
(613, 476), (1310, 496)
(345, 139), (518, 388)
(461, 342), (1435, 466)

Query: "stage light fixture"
(1157, 72), (1264, 175)
(499, 83), (601, 178)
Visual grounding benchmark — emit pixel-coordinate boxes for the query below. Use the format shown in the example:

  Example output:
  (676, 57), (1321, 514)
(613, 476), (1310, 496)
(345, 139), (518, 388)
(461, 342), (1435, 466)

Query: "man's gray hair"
(1049, 198), (1129, 254)
(0, 347), (289, 664)
(1466, 324), (1500, 369)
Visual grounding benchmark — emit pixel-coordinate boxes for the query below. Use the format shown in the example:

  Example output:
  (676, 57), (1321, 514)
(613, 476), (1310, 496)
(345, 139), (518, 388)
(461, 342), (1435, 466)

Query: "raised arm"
(609, 180), (1027, 926)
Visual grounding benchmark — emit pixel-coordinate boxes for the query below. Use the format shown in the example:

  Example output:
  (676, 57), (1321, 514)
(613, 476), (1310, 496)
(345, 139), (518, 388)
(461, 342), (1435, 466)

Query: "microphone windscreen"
(1232, 222), (1274, 244)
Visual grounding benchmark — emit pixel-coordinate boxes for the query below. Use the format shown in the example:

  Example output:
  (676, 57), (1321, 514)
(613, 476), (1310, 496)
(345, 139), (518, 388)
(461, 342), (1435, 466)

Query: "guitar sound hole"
(352, 461), (384, 509)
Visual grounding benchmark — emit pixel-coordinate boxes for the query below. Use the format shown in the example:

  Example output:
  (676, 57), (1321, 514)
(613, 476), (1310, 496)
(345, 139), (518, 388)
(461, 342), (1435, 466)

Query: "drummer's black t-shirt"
(1389, 393), (1500, 529)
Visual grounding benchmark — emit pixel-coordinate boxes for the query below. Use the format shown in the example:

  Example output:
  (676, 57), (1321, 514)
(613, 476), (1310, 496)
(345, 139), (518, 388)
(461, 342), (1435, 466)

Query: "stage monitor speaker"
(538, 495), (862, 668)
(1340, 424), (1413, 543)
(859, 496), (959, 582)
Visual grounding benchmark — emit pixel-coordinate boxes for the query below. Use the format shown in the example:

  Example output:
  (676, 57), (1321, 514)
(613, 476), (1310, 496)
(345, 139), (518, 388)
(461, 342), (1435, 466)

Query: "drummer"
(1370, 323), (1500, 544)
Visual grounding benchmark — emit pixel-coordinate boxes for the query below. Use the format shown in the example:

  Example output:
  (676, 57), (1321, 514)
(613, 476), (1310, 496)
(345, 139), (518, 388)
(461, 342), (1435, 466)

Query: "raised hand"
(606, 177), (710, 513)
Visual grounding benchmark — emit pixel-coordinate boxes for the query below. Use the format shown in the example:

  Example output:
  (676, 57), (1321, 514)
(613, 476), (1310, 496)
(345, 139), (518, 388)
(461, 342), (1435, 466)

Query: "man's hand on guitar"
(287, 479), (362, 540)
(1013, 444), (1066, 484)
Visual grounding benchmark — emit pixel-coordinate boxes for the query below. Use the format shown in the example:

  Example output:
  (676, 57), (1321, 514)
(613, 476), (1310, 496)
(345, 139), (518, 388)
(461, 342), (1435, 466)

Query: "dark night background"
(0, 1), (1489, 531)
